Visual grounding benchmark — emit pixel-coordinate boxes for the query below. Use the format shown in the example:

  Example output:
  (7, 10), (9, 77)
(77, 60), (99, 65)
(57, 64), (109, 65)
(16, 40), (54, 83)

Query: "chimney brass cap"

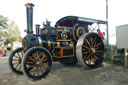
(35, 24), (40, 28)
(25, 3), (35, 8)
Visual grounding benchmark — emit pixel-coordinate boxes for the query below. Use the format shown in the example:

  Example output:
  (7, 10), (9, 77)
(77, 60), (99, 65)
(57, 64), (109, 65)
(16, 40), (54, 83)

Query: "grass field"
(104, 55), (127, 66)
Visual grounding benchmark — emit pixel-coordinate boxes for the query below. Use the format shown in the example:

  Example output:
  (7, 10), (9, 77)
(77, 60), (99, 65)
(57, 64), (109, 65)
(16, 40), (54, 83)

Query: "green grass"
(103, 53), (112, 62)
(104, 55), (127, 66)
(104, 56), (111, 62)
(113, 56), (125, 66)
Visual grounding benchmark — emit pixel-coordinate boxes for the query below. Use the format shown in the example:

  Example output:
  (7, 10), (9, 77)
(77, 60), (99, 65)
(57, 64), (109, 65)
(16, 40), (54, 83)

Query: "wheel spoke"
(40, 64), (47, 72)
(84, 54), (91, 60)
(96, 50), (101, 53)
(29, 67), (34, 73)
(12, 59), (19, 61)
(18, 65), (21, 71)
(82, 49), (87, 51)
(94, 40), (97, 47)
(40, 66), (44, 74)
(95, 42), (102, 47)
(94, 55), (100, 60)
(83, 45), (89, 49)
(89, 37), (93, 47)
(90, 56), (93, 64)
(28, 64), (35, 69)
(28, 56), (36, 62)
(14, 55), (19, 59)
(83, 52), (89, 55)
(13, 62), (19, 65)
(40, 52), (45, 59)
(42, 56), (46, 61)
(42, 59), (47, 62)
(33, 68), (36, 76)
(17, 52), (21, 58)
(91, 55), (96, 64)
(92, 58), (95, 64)
(88, 59), (91, 64)
(36, 67), (39, 76)
(21, 50), (24, 57)
(26, 61), (34, 64)
(85, 39), (91, 47)
(32, 53), (36, 60)
(36, 51), (40, 60)
(15, 63), (19, 69)
(92, 37), (96, 47)
(95, 47), (99, 50)
(40, 52), (44, 56)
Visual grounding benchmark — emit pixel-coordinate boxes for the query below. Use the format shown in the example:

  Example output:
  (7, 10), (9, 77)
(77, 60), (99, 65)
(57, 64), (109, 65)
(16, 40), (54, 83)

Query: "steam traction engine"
(9, 3), (106, 80)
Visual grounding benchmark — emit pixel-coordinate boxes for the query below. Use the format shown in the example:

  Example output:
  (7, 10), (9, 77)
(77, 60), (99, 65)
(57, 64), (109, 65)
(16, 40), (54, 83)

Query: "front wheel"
(8, 47), (24, 75)
(22, 47), (52, 80)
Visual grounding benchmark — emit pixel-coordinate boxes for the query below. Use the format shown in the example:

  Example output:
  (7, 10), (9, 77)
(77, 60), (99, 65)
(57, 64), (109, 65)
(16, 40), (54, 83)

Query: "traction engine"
(9, 3), (106, 80)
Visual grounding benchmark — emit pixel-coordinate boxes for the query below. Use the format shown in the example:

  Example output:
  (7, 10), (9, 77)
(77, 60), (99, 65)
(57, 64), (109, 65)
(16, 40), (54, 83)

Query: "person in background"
(0, 50), (2, 57)
(97, 29), (104, 40)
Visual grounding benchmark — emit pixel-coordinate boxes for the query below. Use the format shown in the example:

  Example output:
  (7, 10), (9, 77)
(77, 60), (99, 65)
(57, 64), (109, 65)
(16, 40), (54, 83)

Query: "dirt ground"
(0, 56), (128, 85)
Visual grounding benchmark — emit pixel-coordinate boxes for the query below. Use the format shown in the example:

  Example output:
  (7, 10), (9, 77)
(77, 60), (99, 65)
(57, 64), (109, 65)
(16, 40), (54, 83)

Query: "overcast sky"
(0, 0), (128, 44)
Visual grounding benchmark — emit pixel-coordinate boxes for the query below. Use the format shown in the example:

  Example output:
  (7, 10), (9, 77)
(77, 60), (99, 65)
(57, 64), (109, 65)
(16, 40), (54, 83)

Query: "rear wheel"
(8, 47), (24, 75)
(76, 32), (104, 69)
(22, 47), (52, 80)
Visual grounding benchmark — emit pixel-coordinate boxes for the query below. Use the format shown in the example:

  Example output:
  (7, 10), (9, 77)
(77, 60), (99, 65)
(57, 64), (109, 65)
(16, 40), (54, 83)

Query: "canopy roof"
(55, 16), (107, 27)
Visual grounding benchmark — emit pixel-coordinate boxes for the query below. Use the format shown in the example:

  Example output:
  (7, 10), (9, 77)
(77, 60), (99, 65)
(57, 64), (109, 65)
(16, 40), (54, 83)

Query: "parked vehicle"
(12, 42), (22, 50)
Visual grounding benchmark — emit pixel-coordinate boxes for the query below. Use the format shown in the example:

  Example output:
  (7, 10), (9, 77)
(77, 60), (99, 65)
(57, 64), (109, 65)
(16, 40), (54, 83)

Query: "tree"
(0, 15), (8, 28)
(0, 15), (21, 43)
(0, 15), (8, 39)
(0, 21), (21, 43)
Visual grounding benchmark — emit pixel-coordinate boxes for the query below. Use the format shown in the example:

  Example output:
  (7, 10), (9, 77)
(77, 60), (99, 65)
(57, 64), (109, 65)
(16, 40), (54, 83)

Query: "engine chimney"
(35, 24), (40, 35)
(25, 3), (34, 34)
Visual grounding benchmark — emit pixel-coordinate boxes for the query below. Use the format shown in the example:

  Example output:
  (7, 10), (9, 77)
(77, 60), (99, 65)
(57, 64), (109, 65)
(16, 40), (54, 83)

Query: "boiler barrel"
(38, 37), (60, 50)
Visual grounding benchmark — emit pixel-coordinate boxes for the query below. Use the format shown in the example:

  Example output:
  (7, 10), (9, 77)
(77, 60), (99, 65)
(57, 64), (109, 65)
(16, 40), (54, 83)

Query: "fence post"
(124, 48), (127, 66)
(111, 47), (113, 63)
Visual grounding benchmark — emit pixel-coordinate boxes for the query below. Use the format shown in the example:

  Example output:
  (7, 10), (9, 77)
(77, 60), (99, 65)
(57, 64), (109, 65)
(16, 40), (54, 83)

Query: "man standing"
(97, 29), (104, 39)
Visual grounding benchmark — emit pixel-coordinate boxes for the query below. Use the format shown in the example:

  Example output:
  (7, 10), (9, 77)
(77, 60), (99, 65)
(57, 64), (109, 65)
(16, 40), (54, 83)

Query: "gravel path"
(0, 56), (128, 85)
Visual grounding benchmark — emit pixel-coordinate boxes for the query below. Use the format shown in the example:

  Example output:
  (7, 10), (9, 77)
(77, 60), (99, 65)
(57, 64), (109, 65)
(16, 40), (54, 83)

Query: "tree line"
(0, 15), (21, 43)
